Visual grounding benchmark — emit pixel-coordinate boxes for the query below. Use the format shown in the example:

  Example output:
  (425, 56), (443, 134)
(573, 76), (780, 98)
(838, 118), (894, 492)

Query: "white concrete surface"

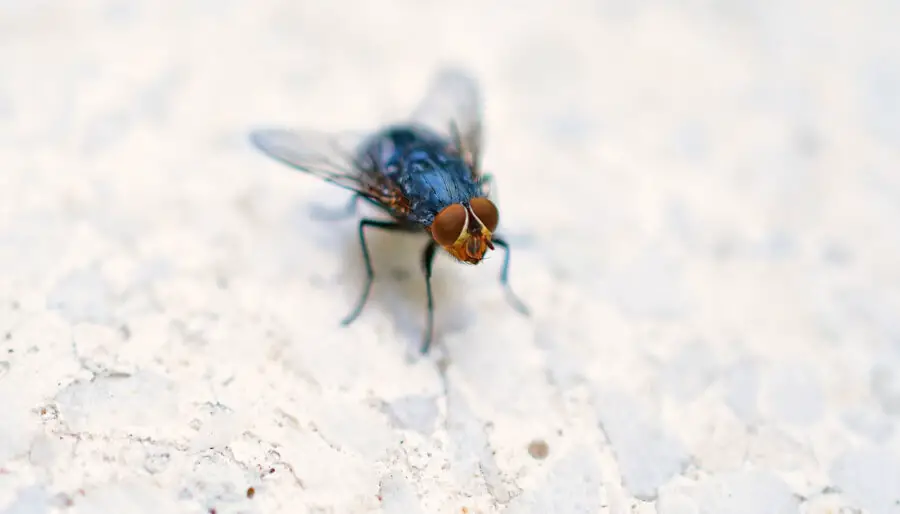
(2, 1), (900, 513)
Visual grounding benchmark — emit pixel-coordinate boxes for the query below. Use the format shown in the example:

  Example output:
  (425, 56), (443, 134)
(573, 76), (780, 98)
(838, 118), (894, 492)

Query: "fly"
(249, 68), (529, 354)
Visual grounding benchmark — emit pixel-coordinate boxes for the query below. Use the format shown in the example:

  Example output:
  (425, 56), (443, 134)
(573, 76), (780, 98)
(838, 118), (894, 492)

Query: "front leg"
(491, 236), (530, 316)
(419, 241), (439, 354)
(340, 218), (409, 326)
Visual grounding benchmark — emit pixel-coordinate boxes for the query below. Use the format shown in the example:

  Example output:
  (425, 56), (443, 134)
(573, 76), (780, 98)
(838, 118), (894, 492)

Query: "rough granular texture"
(1, 1), (899, 513)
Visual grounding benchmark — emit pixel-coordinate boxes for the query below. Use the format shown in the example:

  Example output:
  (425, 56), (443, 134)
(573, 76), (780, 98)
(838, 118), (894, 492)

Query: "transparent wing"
(408, 67), (485, 176)
(249, 128), (384, 197)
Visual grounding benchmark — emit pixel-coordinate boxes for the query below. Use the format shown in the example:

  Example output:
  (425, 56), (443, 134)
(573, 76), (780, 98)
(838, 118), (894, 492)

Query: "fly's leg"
(478, 173), (495, 197)
(419, 241), (439, 354)
(491, 236), (530, 316)
(340, 218), (407, 326)
(310, 194), (360, 221)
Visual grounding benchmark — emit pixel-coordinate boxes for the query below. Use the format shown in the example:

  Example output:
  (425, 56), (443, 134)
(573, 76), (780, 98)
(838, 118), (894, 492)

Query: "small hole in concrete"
(527, 439), (549, 459)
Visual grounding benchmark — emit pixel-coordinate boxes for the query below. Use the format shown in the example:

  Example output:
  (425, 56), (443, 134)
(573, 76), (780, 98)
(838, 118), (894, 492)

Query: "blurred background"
(1, 1), (899, 513)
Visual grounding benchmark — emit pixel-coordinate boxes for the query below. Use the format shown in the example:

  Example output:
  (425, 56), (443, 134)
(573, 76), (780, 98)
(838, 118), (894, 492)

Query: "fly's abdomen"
(357, 126), (445, 172)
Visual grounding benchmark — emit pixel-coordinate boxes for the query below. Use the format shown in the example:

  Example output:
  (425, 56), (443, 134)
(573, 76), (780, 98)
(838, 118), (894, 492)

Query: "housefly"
(249, 68), (528, 354)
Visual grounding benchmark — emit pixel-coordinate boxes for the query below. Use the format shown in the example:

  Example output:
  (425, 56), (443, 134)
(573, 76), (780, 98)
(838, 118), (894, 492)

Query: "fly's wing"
(250, 128), (407, 212)
(408, 68), (485, 179)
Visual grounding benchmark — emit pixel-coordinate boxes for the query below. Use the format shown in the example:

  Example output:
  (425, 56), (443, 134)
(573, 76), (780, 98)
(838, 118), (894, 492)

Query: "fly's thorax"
(429, 198), (499, 264)
(377, 133), (479, 223)
(399, 161), (479, 219)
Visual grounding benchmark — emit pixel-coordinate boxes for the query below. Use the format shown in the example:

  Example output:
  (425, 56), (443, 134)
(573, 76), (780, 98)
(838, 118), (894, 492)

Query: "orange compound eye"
(469, 197), (498, 232)
(432, 203), (467, 246)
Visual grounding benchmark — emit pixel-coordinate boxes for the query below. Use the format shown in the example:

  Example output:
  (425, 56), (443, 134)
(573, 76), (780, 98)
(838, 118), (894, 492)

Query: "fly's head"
(429, 197), (499, 264)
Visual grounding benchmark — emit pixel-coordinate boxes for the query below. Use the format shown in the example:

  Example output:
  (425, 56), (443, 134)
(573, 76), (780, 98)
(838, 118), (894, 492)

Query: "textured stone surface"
(2, 0), (900, 513)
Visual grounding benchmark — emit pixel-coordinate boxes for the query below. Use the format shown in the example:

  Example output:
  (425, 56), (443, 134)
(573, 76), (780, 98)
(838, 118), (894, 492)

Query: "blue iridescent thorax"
(358, 124), (482, 226)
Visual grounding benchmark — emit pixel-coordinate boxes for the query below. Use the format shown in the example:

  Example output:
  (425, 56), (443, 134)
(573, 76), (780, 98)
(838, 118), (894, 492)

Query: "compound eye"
(432, 203), (467, 246)
(469, 197), (499, 232)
